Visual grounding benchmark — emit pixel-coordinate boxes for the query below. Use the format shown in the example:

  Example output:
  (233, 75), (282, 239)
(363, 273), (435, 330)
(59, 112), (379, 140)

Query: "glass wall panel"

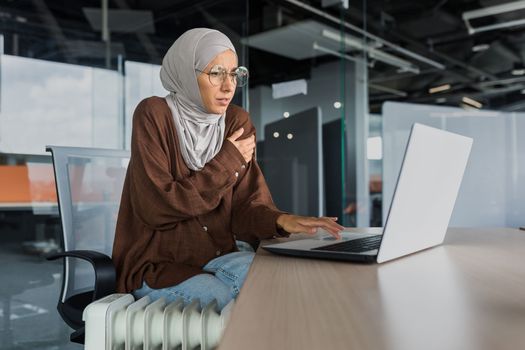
(382, 101), (525, 227)
(0, 55), (120, 154)
(248, 0), (371, 228)
(0, 153), (75, 348)
(92, 68), (122, 149)
(124, 61), (166, 149)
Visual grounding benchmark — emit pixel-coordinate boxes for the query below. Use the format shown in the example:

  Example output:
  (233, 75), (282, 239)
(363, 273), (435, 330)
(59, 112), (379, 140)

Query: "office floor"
(0, 217), (81, 350)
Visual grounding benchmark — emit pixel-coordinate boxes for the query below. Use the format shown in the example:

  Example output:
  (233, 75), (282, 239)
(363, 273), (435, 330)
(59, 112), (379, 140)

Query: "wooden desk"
(219, 228), (525, 350)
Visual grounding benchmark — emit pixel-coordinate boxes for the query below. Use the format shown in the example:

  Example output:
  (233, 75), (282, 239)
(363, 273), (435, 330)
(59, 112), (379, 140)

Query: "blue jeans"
(132, 241), (255, 310)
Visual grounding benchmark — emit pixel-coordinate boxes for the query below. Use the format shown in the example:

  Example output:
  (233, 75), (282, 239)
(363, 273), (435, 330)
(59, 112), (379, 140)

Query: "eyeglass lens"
(208, 65), (249, 87)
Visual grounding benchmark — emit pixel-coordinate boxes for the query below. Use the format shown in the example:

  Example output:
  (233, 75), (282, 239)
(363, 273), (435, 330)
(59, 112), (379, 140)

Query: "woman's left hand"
(276, 214), (345, 239)
(227, 128), (255, 163)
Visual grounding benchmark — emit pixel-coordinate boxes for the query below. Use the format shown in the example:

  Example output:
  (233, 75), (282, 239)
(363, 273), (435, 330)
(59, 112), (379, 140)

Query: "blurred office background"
(0, 0), (524, 348)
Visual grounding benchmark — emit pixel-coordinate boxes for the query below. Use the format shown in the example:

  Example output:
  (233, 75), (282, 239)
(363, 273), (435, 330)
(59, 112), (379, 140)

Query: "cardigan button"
(203, 226), (208, 232)
(234, 171), (239, 178)
(241, 164), (246, 169)
(216, 250), (221, 256)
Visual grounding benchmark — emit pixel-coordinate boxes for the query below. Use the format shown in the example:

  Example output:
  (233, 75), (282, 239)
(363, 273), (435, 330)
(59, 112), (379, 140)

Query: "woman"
(112, 28), (343, 310)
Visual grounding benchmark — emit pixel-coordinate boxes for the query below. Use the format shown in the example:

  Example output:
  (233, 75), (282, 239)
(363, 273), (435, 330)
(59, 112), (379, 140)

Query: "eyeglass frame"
(195, 65), (249, 87)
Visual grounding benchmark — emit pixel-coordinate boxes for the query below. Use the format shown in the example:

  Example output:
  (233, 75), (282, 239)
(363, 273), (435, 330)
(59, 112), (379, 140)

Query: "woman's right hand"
(227, 128), (255, 163)
(276, 214), (345, 239)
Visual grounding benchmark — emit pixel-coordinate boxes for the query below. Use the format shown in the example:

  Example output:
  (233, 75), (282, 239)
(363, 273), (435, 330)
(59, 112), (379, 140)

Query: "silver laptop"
(263, 123), (473, 263)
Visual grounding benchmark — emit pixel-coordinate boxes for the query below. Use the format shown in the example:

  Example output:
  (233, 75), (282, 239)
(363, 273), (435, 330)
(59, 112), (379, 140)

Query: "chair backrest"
(47, 146), (130, 303)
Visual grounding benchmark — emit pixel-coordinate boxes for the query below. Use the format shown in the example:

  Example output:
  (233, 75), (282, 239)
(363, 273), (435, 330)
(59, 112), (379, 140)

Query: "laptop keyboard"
(311, 235), (382, 253)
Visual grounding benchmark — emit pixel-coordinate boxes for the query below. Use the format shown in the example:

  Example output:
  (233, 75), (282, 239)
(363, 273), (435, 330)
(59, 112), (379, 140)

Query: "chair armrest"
(46, 250), (116, 301)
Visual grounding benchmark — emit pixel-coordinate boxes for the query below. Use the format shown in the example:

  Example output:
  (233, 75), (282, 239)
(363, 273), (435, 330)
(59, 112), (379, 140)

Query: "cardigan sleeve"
(229, 110), (290, 242)
(128, 99), (247, 230)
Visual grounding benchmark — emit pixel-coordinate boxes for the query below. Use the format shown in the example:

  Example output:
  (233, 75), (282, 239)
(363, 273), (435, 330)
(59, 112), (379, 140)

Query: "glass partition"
(0, 54), (121, 154)
(0, 153), (65, 347)
(247, 0), (371, 227)
(382, 101), (525, 227)
(124, 60), (166, 149)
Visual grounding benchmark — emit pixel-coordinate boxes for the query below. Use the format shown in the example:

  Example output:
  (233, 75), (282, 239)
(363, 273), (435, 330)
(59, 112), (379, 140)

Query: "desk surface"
(218, 228), (525, 350)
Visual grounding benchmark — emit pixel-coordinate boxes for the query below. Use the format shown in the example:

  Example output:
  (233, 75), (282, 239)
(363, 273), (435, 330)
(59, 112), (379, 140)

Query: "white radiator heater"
(83, 293), (234, 350)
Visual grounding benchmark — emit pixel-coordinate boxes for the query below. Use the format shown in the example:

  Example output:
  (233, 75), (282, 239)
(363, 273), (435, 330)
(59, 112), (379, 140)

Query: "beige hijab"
(160, 28), (236, 171)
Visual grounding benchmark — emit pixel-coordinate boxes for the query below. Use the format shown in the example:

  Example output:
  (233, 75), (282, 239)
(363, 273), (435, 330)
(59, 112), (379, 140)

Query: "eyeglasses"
(196, 65), (249, 87)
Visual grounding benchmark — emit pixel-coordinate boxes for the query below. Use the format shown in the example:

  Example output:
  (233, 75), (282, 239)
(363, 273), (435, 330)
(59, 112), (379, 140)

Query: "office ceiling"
(1, 0), (525, 112)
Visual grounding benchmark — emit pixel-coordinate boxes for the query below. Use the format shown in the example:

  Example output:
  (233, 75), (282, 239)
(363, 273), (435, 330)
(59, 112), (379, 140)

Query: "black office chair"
(45, 146), (130, 344)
